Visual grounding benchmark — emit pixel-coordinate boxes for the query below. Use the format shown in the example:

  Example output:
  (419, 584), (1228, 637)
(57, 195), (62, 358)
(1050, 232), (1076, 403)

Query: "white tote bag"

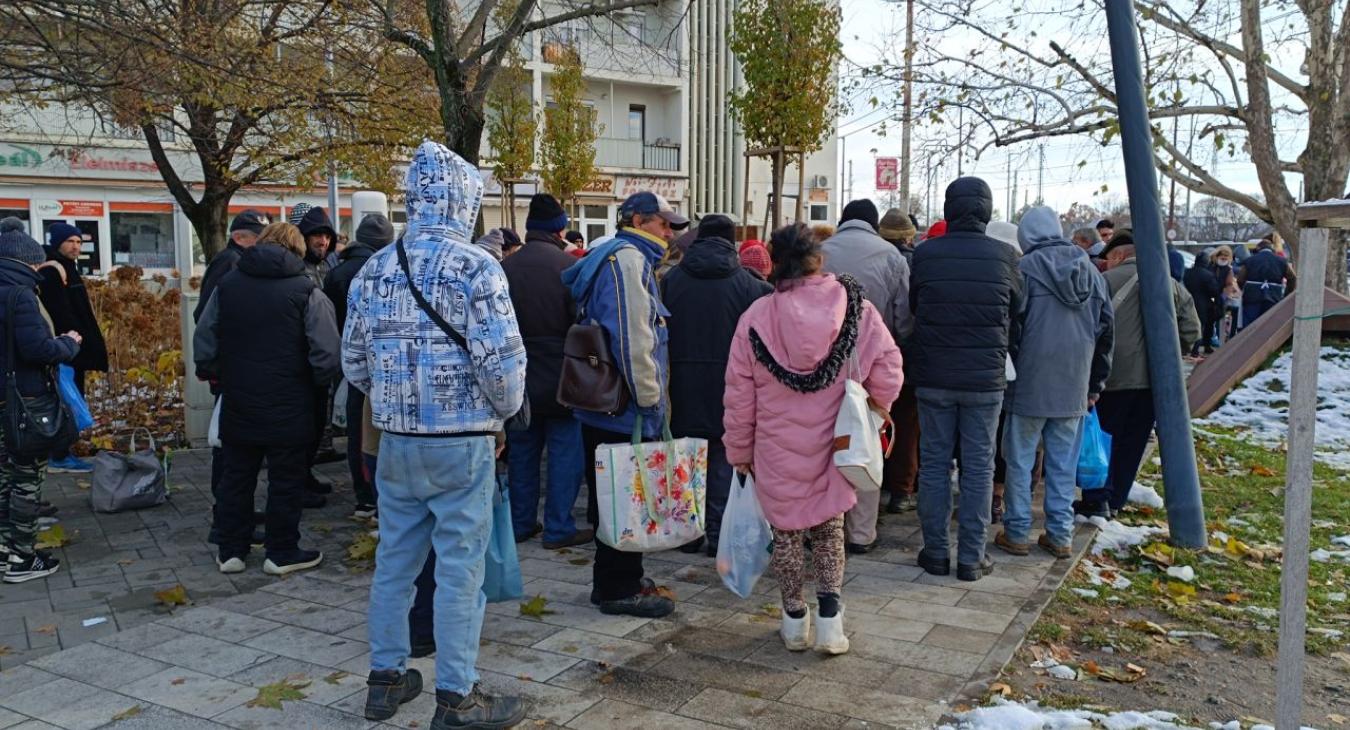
(595, 415), (708, 552)
(207, 398), (222, 448)
(832, 356), (892, 492)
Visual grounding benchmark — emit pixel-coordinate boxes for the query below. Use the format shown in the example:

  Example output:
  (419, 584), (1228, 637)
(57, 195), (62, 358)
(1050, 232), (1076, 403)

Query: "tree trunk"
(190, 196), (231, 264)
(769, 150), (785, 231)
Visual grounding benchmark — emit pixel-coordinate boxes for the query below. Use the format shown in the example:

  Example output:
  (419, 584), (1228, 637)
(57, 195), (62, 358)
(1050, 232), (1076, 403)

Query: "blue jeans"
(916, 387), (1003, 567)
(1001, 413), (1081, 548)
(507, 417), (584, 543)
(369, 434), (495, 694)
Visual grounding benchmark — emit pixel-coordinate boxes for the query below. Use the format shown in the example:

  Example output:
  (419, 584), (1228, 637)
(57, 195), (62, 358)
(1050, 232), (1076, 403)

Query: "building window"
(809, 204), (830, 222)
(0, 209), (29, 228)
(628, 105), (646, 142)
(111, 212), (175, 269)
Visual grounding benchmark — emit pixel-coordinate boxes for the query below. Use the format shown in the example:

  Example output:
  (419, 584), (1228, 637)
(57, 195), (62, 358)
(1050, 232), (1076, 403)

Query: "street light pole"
(899, 0), (914, 213)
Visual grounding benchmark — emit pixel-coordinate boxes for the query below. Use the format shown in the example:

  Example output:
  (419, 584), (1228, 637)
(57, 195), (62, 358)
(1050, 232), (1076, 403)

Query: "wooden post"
(1276, 225), (1329, 729)
(743, 153), (752, 228)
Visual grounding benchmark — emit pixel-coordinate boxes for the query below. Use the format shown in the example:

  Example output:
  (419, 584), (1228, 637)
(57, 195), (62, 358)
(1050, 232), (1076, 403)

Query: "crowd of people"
(0, 137), (1226, 728)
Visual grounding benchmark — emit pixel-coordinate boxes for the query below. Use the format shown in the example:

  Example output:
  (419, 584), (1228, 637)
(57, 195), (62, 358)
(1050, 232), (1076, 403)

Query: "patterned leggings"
(0, 430), (46, 556)
(771, 514), (846, 615)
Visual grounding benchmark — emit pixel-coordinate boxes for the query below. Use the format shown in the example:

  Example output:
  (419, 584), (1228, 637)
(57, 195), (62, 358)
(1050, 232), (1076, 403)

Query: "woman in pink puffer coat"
(723, 223), (903, 655)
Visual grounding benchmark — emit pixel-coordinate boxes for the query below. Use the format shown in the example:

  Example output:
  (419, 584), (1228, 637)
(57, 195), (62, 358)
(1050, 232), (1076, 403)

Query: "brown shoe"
(543, 528), (595, 550)
(994, 531), (1029, 556)
(1038, 533), (1071, 559)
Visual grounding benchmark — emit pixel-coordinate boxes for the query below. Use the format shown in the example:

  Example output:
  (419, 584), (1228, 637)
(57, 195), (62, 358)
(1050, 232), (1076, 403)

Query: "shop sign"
(616, 175), (686, 201)
(68, 151), (159, 175)
(809, 188), (829, 203)
(579, 175), (615, 196)
(0, 144), (42, 170)
(36, 199), (104, 218)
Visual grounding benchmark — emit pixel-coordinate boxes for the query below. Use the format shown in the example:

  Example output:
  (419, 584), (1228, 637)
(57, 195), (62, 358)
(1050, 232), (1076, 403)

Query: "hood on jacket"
(404, 140), (483, 245)
(562, 230), (660, 302)
(679, 237), (739, 279)
(338, 241), (378, 264)
(760, 274), (847, 372)
(296, 206), (336, 241)
(1017, 207), (1096, 308)
(0, 257), (41, 287)
(237, 242), (308, 280)
(943, 177), (993, 233)
(1194, 250), (1211, 269)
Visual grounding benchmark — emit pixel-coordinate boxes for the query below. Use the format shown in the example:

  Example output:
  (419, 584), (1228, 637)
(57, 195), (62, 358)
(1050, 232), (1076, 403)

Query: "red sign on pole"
(875, 157), (899, 191)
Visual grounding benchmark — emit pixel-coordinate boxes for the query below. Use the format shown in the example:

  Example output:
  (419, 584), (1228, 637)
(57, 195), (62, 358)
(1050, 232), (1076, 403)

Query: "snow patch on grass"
(937, 698), (1203, 729)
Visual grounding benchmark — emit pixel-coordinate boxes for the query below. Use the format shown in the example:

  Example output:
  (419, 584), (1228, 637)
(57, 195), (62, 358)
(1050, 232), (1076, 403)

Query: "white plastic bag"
(332, 378), (349, 428)
(207, 398), (222, 448)
(716, 473), (773, 598)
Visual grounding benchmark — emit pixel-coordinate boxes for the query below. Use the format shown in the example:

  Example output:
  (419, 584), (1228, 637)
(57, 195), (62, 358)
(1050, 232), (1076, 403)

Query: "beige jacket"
(1102, 258), (1201, 391)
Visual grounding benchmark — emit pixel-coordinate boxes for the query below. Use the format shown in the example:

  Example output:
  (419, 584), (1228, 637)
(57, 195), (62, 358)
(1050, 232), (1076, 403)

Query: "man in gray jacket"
(821, 199), (910, 553)
(996, 206), (1114, 559)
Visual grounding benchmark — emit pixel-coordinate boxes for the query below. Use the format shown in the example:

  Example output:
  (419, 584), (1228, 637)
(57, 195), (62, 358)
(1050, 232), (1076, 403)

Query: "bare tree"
(861, 0), (1349, 290)
(0, 1), (435, 260)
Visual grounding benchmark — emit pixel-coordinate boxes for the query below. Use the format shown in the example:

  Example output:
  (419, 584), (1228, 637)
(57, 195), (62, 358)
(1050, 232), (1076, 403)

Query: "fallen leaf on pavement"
(324, 671), (348, 685)
(34, 624), (56, 635)
(170, 677), (186, 685)
(35, 524), (72, 549)
(654, 585), (677, 600)
(1223, 592), (1243, 604)
(247, 679), (309, 709)
(111, 706), (142, 721)
(346, 532), (378, 564)
(154, 584), (190, 608)
(1095, 665), (1146, 683)
(759, 604), (782, 619)
(519, 595), (555, 618)
(0, 646), (11, 656)
(1249, 464), (1276, 477)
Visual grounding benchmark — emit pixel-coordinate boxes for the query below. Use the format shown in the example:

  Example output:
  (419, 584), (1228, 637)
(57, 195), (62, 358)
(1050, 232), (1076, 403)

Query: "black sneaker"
(845, 541), (873, 555)
(263, 549), (323, 576)
(4, 551), (60, 583)
(599, 593), (675, 618)
(590, 576), (655, 606)
(306, 477), (333, 495)
(704, 541), (718, 558)
(364, 668), (422, 721)
(542, 528), (595, 551)
(916, 551), (950, 576)
(353, 503), (378, 519)
(302, 492), (328, 509)
(36, 500), (59, 518)
(886, 494), (917, 514)
(957, 555), (995, 582)
(1072, 498), (1111, 520)
(431, 686), (525, 730)
(0, 543), (10, 579)
(513, 523), (542, 544)
(411, 637), (437, 658)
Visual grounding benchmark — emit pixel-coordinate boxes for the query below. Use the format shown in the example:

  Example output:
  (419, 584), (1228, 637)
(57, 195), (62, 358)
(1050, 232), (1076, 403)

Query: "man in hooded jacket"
(295, 204), (342, 483)
(908, 177), (1022, 582)
(996, 206), (1113, 560)
(662, 214), (771, 556)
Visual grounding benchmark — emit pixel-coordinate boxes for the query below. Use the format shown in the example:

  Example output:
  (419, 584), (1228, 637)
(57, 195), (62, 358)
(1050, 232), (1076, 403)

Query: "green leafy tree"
(485, 46), (538, 229)
(729, 0), (842, 229)
(539, 48), (599, 218)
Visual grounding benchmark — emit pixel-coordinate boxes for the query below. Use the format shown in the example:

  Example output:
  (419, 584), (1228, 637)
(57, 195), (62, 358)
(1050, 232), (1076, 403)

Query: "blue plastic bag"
(58, 365), (95, 432)
(481, 474), (524, 603)
(1076, 408), (1111, 490)
(715, 473), (773, 598)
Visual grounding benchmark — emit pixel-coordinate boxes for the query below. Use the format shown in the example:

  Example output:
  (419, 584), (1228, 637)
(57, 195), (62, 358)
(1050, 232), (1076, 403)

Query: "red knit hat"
(739, 241), (772, 277)
(924, 220), (948, 240)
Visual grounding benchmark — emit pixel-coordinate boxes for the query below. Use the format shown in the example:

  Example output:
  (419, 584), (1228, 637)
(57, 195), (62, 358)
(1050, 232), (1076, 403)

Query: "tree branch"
(465, 0), (660, 71)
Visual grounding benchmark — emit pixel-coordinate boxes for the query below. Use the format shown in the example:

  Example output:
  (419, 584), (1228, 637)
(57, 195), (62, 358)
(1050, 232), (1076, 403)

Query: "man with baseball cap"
(195, 209), (269, 323)
(560, 190), (687, 618)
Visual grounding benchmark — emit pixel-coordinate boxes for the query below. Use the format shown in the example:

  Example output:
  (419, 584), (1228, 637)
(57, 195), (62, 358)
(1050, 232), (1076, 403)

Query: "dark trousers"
(306, 386), (328, 490)
(1084, 389), (1156, 511)
(703, 440), (732, 547)
(883, 380), (920, 499)
(583, 424), (646, 602)
(347, 389), (372, 504)
(216, 442), (306, 555)
(362, 453), (435, 644)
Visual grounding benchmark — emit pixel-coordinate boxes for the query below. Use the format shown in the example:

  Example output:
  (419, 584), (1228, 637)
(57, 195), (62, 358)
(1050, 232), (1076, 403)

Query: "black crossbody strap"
(396, 238), (470, 352)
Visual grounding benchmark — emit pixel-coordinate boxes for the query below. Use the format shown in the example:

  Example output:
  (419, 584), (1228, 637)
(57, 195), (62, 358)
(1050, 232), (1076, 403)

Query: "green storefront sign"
(0, 144), (42, 169)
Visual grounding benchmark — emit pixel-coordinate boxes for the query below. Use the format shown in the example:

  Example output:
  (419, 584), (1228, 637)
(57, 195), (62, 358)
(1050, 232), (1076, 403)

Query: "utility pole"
(1036, 143), (1045, 204)
(1105, 0), (1205, 548)
(956, 107), (965, 177)
(1167, 114), (1180, 233)
(1005, 156), (1013, 220)
(847, 159), (853, 203)
(898, 0), (914, 213)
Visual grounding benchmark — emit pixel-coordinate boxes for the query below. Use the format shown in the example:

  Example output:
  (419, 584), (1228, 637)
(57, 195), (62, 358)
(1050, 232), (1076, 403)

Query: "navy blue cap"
(619, 192), (689, 229)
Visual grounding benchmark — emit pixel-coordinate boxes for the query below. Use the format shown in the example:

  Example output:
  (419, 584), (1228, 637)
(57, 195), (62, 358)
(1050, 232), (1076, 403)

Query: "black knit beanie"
(840, 199), (880, 230)
(526, 194), (569, 232)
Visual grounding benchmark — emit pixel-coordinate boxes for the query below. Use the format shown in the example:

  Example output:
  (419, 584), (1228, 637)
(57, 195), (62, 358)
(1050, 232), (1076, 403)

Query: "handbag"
(595, 413), (707, 552)
(557, 322), (630, 416)
(2, 287), (77, 460)
(91, 428), (169, 513)
(482, 472), (525, 602)
(832, 353), (893, 492)
(715, 473), (773, 598)
(395, 238), (529, 429)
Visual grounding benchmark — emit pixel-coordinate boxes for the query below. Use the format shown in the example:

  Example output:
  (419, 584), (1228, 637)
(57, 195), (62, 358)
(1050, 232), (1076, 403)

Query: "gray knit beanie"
(0, 217), (46, 265)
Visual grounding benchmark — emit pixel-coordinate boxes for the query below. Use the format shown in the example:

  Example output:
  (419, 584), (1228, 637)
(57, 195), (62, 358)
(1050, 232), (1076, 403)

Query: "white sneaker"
(780, 607), (811, 652)
(216, 553), (246, 574)
(813, 606), (850, 655)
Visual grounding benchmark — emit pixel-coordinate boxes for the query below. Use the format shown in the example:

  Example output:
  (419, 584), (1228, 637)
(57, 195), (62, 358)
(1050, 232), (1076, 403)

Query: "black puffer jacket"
(0, 259), (80, 400)
(908, 177), (1022, 392)
(193, 244), (341, 447)
(36, 247), (108, 373)
(661, 236), (772, 438)
(323, 242), (379, 332)
(501, 230), (577, 419)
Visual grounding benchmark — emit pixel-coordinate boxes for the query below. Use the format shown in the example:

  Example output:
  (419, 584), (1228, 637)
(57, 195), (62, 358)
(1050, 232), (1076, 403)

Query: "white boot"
(813, 606), (850, 655)
(780, 607), (811, 652)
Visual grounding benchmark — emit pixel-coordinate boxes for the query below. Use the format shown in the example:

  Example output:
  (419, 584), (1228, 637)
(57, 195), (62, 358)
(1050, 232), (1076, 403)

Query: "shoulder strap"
(395, 238), (470, 352)
(1111, 274), (1139, 311)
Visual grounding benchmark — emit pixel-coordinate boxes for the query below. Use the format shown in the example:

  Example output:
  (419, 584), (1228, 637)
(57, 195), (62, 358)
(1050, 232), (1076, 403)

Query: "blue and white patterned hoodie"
(341, 141), (526, 435)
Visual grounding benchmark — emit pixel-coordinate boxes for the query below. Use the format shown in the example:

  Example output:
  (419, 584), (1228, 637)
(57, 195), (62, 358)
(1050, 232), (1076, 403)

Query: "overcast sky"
(834, 0), (1301, 226)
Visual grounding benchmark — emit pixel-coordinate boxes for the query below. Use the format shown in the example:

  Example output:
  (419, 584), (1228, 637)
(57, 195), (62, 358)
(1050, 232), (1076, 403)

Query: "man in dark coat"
(1183, 250), (1222, 356)
(909, 177), (1023, 582)
(501, 194), (590, 549)
(323, 213), (395, 517)
(36, 222), (108, 473)
(194, 224), (340, 576)
(195, 210), (269, 323)
(294, 205), (342, 481)
(1238, 238), (1296, 328)
(661, 214), (771, 556)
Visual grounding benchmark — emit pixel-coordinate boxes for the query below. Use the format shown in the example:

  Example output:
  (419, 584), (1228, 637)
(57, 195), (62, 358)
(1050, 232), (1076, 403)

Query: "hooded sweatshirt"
(723, 274), (902, 530)
(1004, 207), (1114, 418)
(296, 206), (337, 288)
(341, 141), (525, 435)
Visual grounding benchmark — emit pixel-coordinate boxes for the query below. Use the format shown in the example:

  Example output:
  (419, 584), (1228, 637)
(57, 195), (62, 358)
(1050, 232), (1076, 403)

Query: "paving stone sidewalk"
(0, 448), (1091, 729)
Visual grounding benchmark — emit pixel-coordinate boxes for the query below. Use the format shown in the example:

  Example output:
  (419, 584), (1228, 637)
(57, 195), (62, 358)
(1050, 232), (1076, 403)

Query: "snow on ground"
(1199, 346), (1350, 470)
(1077, 515), (1167, 557)
(1128, 482), (1165, 508)
(935, 699), (1324, 730)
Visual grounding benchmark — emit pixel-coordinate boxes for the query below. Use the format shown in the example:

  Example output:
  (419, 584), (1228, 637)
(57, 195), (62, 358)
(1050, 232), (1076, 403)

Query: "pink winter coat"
(722, 274), (903, 531)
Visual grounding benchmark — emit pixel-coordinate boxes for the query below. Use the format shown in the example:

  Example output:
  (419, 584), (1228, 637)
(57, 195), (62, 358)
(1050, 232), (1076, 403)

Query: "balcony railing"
(594, 137), (680, 171)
